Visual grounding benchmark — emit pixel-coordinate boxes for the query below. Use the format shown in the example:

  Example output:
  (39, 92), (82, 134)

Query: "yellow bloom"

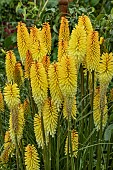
(48, 62), (63, 110)
(34, 114), (48, 148)
(58, 17), (69, 61)
(86, 31), (100, 71)
(99, 53), (113, 85)
(5, 50), (16, 83)
(93, 87), (108, 130)
(78, 15), (93, 34)
(23, 98), (30, 115)
(25, 144), (40, 170)
(30, 26), (47, 62)
(41, 22), (51, 55)
(65, 129), (78, 157)
(43, 98), (58, 137)
(9, 105), (24, 144)
(14, 62), (24, 87)
(59, 17), (69, 42)
(0, 131), (14, 163)
(4, 83), (20, 109)
(58, 39), (68, 62)
(68, 25), (86, 64)
(30, 62), (48, 111)
(58, 56), (77, 97)
(42, 55), (50, 73)
(17, 22), (30, 65)
(63, 97), (77, 119)
(25, 50), (33, 79)
(99, 37), (104, 45)
(0, 90), (4, 112)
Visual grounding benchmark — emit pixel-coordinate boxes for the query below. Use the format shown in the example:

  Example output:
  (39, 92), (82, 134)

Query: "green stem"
(15, 135), (23, 170)
(48, 135), (51, 170)
(27, 80), (36, 118)
(96, 85), (106, 170)
(0, 111), (4, 144)
(40, 111), (48, 170)
(67, 98), (74, 170)
(89, 70), (94, 170)
(56, 115), (60, 170)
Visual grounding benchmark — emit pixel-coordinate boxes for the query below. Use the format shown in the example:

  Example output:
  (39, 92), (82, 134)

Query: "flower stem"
(89, 70), (94, 170)
(56, 115), (60, 170)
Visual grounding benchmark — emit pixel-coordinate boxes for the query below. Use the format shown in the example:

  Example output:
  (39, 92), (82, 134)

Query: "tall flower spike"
(17, 22), (30, 65)
(14, 62), (24, 87)
(25, 144), (40, 170)
(68, 25), (86, 64)
(0, 131), (14, 163)
(23, 98), (30, 115)
(58, 39), (68, 62)
(59, 17), (69, 42)
(30, 62), (48, 111)
(30, 26), (47, 62)
(63, 97), (77, 119)
(34, 114), (48, 148)
(65, 129), (78, 157)
(4, 83), (20, 109)
(86, 31), (100, 72)
(41, 23), (51, 55)
(5, 50), (16, 83)
(58, 55), (77, 98)
(25, 50), (33, 79)
(42, 56), (50, 73)
(78, 15), (93, 35)
(0, 90), (4, 112)
(43, 98), (58, 137)
(93, 87), (108, 130)
(9, 105), (25, 144)
(58, 17), (69, 61)
(99, 53), (113, 85)
(48, 62), (63, 111)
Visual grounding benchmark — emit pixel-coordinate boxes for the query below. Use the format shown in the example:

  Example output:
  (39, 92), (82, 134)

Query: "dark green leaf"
(104, 124), (113, 141)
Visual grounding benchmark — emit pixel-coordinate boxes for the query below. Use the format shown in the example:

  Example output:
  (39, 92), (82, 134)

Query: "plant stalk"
(89, 70), (94, 170)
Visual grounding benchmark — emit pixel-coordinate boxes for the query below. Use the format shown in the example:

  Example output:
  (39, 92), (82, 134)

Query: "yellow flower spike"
(30, 62), (48, 111)
(42, 55), (50, 73)
(43, 98), (58, 137)
(100, 37), (104, 45)
(58, 55), (77, 98)
(86, 31), (100, 72)
(0, 148), (9, 163)
(9, 104), (25, 144)
(93, 87), (108, 131)
(5, 50), (16, 83)
(58, 39), (68, 62)
(25, 50), (33, 79)
(48, 62), (63, 111)
(63, 97), (77, 120)
(68, 25), (86, 64)
(4, 83), (20, 109)
(58, 17), (69, 61)
(78, 15), (93, 35)
(99, 53), (113, 85)
(59, 17), (69, 42)
(25, 144), (40, 170)
(17, 22), (30, 65)
(42, 22), (51, 55)
(0, 90), (4, 112)
(23, 98), (30, 115)
(65, 129), (78, 158)
(14, 62), (24, 87)
(30, 26), (47, 62)
(0, 130), (14, 163)
(34, 114), (48, 148)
